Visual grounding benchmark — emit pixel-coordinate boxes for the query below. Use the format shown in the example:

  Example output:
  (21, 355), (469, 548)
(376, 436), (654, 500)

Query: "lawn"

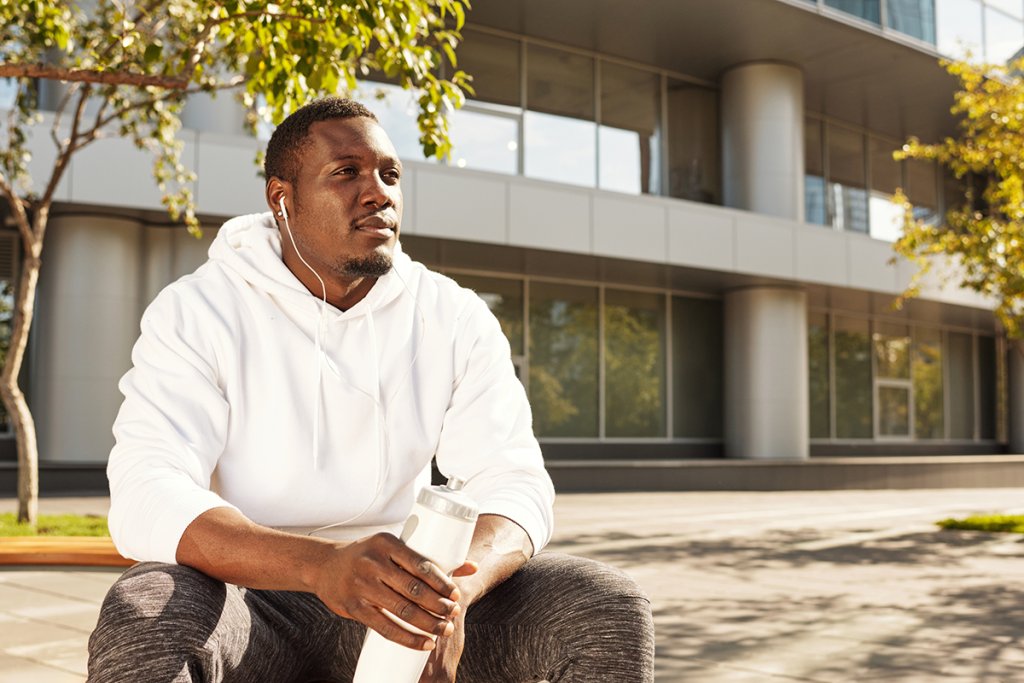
(937, 514), (1024, 534)
(0, 513), (110, 537)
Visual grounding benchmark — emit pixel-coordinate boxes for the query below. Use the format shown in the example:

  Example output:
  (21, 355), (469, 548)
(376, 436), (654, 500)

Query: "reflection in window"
(672, 296), (723, 438)
(805, 118), (828, 225)
(809, 313), (831, 438)
(457, 29), (521, 107)
(604, 289), (666, 437)
(600, 64), (660, 195)
(449, 108), (519, 175)
(978, 335), (997, 439)
(984, 7), (1024, 63)
(528, 282), (599, 437)
(667, 81), (719, 203)
(835, 317), (873, 438)
(878, 386), (911, 436)
(907, 158), (939, 225)
(889, 0), (937, 42)
(829, 124), (869, 233)
(914, 327), (944, 439)
(869, 136), (904, 241)
(874, 324), (911, 379)
(454, 274), (524, 356)
(948, 331), (975, 438)
(825, 0), (881, 23)
(937, 0), (984, 59)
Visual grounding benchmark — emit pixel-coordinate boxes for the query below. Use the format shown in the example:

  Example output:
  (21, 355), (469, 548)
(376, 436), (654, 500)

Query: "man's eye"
(334, 167), (356, 176)
(383, 169), (401, 182)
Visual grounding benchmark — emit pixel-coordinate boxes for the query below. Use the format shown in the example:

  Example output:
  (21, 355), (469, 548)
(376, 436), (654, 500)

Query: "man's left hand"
(418, 605), (467, 682)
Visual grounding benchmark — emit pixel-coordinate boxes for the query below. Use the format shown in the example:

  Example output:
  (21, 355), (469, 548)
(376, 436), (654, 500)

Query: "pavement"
(3, 489), (1024, 682)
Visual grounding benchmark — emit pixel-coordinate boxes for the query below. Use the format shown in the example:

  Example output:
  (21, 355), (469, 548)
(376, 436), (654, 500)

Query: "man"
(88, 97), (654, 682)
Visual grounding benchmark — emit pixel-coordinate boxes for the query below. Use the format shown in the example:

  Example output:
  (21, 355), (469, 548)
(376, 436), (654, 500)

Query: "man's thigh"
(459, 553), (655, 683)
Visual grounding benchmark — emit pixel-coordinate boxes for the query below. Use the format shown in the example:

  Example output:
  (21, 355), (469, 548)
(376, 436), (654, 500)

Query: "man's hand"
(310, 532), (466, 651)
(419, 603), (466, 682)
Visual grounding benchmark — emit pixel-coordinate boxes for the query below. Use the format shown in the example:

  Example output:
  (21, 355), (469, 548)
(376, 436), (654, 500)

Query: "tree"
(894, 57), (1024, 348)
(0, 0), (472, 525)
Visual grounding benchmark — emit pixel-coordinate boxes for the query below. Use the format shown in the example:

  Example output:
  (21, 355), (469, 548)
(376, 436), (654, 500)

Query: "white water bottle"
(352, 476), (479, 683)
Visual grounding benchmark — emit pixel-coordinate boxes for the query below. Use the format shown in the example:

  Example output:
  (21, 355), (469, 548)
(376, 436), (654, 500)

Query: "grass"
(0, 513), (110, 537)
(937, 514), (1024, 534)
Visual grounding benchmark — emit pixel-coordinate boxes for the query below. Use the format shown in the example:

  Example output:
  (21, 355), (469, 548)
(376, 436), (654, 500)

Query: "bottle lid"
(416, 477), (479, 522)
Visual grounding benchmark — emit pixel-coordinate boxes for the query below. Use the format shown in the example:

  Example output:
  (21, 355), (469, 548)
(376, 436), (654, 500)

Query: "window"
(835, 317), (873, 438)
(672, 296), (723, 439)
(889, 0), (938, 42)
(874, 323), (912, 438)
(448, 108), (519, 174)
(947, 331), (975, 438)
(913, 327), (944, 439)
(454, 274), (524, 357)
(828, 124), (869, 233)
(809, 312), (831, 438)
(525, 45), (596, 187)
(604, 289), (666, 437)
(528, 282), (599, 437)
(355, 81), (435, 163)
(599, 64), (661, 195)
(826, 0), (882, 23)
(937, 0), (984, 59)
(805, 119), (828, 225)
(457, 30), (521, 107)
(984, 6), (1024, 62)
(667, 81), (720, 204)
(978, 335), (998, 439)
(869, 136), (905, 241)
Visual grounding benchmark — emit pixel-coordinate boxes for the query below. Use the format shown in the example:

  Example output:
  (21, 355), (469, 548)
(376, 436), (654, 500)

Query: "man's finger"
(386, 542), (460, 600)
(451, 560), (478, 578)
(352, 602), (437, 651)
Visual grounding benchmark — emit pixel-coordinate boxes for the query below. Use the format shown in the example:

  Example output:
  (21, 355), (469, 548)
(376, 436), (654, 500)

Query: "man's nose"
(360, 173), (393, 209)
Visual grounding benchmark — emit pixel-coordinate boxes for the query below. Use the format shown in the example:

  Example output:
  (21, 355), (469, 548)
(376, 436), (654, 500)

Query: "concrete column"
(1009, 344), (1024, 453)
(724, 287), (809, 460)
(720, 62), (805, 221)
(32, 215), (144, 462)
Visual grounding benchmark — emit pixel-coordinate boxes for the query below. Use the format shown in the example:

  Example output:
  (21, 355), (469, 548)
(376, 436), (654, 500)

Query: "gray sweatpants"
(87, 553), (654, 682)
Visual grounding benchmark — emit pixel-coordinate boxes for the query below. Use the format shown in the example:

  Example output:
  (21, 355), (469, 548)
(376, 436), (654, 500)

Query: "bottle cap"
(416, 478), (479, 522)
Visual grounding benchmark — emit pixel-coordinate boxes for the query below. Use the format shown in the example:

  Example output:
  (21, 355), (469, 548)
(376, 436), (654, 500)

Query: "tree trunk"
(2, 226), (43, 526)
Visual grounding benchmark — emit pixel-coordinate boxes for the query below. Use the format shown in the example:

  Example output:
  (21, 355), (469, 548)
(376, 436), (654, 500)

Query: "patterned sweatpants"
(87, 553), (655, 682)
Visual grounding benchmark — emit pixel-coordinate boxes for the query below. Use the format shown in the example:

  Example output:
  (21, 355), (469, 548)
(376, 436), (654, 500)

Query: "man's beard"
(338, 251), (393, 278)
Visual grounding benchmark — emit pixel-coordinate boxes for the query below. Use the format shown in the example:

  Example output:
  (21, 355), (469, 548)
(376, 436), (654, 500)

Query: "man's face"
(288, 116), (403, 281)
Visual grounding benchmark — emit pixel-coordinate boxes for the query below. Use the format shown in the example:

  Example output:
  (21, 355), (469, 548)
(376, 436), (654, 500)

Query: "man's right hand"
(311, 533), (466, 651)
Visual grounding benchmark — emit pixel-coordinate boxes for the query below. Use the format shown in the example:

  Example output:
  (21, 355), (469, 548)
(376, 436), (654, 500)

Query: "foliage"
(937, 514), (1024, 534)
(0, 512), (109, 536)
(894, 56), (1024, 340)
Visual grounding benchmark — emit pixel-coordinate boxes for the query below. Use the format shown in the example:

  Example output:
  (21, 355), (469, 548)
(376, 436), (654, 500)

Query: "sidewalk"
(4, 489), (1024, 681)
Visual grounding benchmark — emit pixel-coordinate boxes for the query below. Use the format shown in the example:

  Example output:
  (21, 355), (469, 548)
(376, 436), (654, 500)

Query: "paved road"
(3, 489), (1024, 681)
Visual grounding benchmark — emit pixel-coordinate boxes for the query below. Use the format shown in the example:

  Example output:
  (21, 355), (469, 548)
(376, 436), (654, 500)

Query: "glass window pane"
(527, 45), (594, 120)
(985, 9), (1024, 63)
(356, 81), (436, 163)
(829, 125), (869, 233)
(937, 0), (984, 60)
(599, 63), (660, 195)
(449, 109), (519, 175)
(888, 0), (937, 42)
(907, 159), (939, 224)
(825, 0), (882, 23)
(835, 317), (873, 438)
(870, 137), (902, 195)
(874, 323), (911, 379)
(989, 0), (1023, 19)
(806, 119), (828, 225)
(453, 274), (524, 356)
(879, 386), (912, 436)
(948, 331), (975, 438)
(809, 312), (831, 438)
(524, 111), (596, 187)
(672, 296), (723, 438)
(528, 282), (599, 437)
(605, 289), (666, 437)
(667, 81), (720, 203)
(978, 335), (997, 439)
(458, 30), (521, 107)
(914, 327), (944, 439)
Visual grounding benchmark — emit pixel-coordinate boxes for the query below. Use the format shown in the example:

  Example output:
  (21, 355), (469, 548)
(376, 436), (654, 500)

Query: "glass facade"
(672, 296), (724, 439)
(604, 289), (666, 437)
(889, 0), (938, 41)
(810, 315), (999, 441)
(826, 0), (882, 23)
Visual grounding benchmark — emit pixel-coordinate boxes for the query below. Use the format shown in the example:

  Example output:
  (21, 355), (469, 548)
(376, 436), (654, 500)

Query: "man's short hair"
(264, 97), (378, 184)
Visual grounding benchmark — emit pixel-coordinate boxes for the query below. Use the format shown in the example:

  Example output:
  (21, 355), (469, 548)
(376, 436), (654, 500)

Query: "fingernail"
(422, 639), (436, 651)
(443, 621), (455, 636)
(450, 587), (461, 602)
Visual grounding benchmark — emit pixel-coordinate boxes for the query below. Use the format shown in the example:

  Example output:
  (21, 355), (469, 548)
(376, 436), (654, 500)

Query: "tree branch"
(0, 64), (189, 89)
(40, 84), (91, 211)
(0, 173), (34, 247)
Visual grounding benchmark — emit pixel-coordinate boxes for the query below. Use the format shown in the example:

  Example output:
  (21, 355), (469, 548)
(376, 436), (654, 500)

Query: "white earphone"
(278, 196), (289, 220)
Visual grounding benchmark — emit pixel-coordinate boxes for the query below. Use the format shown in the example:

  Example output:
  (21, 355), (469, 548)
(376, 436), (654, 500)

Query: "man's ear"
(265, 177), (291, 219)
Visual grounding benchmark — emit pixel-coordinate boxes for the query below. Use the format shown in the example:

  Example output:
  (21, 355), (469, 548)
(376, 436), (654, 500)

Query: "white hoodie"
(107, 212), (555, 565)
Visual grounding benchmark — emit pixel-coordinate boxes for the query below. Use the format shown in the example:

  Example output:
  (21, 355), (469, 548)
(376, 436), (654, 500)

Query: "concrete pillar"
(1009, 343), (1024, 453)
(724, 287), (809, 460)
(720, 62), (805, 221)
(32, 215), (144, 462)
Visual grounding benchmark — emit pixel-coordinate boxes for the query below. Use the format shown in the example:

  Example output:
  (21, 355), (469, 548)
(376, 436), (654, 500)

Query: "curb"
(0, 537), (132, 567)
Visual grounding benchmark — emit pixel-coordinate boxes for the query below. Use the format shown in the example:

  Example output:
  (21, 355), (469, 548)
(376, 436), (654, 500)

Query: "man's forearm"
(176, 506), (336, 592)
(456, 514), (535, 606)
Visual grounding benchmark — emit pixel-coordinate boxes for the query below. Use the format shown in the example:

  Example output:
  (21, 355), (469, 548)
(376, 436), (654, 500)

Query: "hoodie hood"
(208, 211), (411, 317)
